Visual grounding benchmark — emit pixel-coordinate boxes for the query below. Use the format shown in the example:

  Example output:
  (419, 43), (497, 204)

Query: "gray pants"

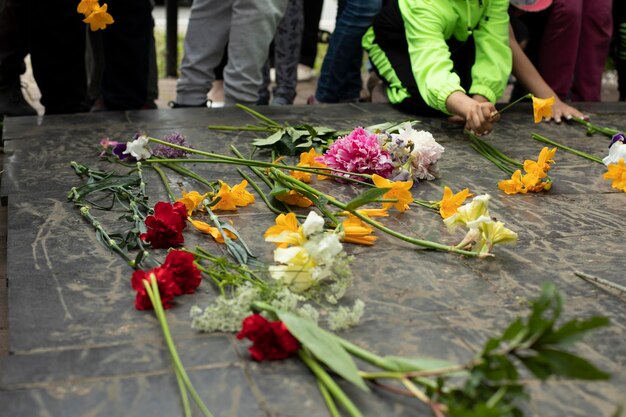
(176, 0), (288, 106)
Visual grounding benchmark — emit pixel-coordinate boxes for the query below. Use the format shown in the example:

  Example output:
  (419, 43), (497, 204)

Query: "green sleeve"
(469, 0), (512, 103)
(400, 0), (464, 115)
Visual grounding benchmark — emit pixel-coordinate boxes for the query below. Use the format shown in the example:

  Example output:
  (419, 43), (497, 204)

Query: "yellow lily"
(211, 180), (255, 211)
(176, 190), (209, 215)
(372, 174), (413, 212)
(439, 186), (473, 219)
(341, 215), (377, 246)
(83, 3), (114, 31)
(188, 218), (236, 243)
(532, 96), (555, 123)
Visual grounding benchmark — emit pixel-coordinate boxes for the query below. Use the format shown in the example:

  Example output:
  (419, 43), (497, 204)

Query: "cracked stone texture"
(0, 103), (625, 417)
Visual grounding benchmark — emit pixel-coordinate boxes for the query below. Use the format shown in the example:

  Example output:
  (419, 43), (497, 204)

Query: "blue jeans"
(315, 0), (382, 103)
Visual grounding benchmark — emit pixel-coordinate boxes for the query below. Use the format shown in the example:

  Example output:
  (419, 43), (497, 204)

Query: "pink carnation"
(316, 127), (393, 180)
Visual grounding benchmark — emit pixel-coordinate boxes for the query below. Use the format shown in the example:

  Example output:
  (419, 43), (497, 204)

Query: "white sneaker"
(297, 64), (316, 82)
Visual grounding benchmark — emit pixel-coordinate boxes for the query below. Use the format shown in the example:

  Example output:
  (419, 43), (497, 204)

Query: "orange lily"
(264, 213), (304, 248)
(83, 3), (114, 31)
(341, 215), (377, 245)
(523, 147), (557, 178)
(439, 186), (473, 219)
(372, 174), (413, 212)
(532, 96), (555, 123)
(275, 190), (313, 207)
(211, 180), (255, 211)
(602, 159), (626, 191)
(188, 218), (236, 243)
(176, 190), (209, 215)
(77, 0), (99, 15)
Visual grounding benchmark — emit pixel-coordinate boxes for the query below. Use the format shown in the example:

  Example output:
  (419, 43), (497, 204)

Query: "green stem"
(159, 161), (216, 191)
(530, 133), (604, 164)
(497, 93), (532, 114)
(78, 205), (135, 266)
(569, 117), (620, 138)
(236, 103), (283, 127)
(467, 133), (523, 167)
(175, 368), (192, 417)
(237, 168), (289, 215)
(144, 277), (215, 417)
(206, 125), (276, 132)
(272, 169), (480, 257)
(298, 350), (363, 417)
(317, 378), (342, 417)
(150, 163), (175, 202)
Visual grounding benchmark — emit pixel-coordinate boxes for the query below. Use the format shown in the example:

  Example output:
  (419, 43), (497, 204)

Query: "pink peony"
(316, 127), (393, 180)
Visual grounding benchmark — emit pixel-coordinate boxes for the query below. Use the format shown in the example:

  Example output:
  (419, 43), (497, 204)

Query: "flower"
(444, 194), (491, 231)
(123, 134), (152, 160)
(439, 186), (473, 219)
(82, 3), (114, 31)
(609, 132), (626, 148)
(523, 147), (556, 178)
(211, 180), (255, 211)
(291, 149), (329, 182)
(602, 159), (626, 192)
(188, 218), (237, 243)
(316, 127), (393, 180)
(161, 250), (201, 295)
(112, 143), (133, 160)
(270, 249), (317, 292)
(275, 190), (313, 207)
(176, 190), (208, 215)
(372, 174), (413, 212)
(236, 314), (300, 361)
(603, 141), (626, 166)
(131, 268), (179, 310)
(532, 96), (555, 123)
(77, 0), (99, 15)
(341, 215), (377, 245)
(384, 123), (444, 182)
(264, 213), (305, 248)
(152, 132), (192, 158)
(141, 202), (188, 248)
(477, 220), (518, 250)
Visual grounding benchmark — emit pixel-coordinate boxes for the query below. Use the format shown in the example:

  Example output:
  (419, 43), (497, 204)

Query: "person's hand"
(544, 99), (588, 123)
(463, 101), (499, 136)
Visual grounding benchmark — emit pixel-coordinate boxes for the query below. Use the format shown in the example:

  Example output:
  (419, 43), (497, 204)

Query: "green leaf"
(344, 188), (390, 211)
(287, 128), (309, 142)
(382, 355), (467, 376)
(535, 349), (610, 380)
(252, 130), (286, 147)
(275, 310), (369, 392)
(269, 181), (291, 197)
(536, 316), (609, 347)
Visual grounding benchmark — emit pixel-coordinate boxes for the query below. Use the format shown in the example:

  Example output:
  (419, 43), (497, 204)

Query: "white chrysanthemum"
(603, 142), (626, 166)
(305, 233), (343, 265)
(123, 135), (152, 160)
(388, 123), (444, 181)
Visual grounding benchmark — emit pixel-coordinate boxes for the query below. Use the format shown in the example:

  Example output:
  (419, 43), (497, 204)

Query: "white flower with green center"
(123, 135), (152, 160)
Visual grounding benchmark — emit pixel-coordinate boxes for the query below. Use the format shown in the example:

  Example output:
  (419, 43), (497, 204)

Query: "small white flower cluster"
(381, 122), (445, 182)
(444, 194), (517, 256)
(190, 283), (262, 332)
(269, 211), (351, 293)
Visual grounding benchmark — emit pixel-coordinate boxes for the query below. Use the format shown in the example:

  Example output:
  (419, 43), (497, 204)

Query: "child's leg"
(272, 0), (304, 104)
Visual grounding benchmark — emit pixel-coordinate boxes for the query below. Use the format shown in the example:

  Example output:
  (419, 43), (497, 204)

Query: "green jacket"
(363, 0), (512, 114)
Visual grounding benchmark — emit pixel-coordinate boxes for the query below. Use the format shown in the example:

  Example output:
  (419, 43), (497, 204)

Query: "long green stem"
(206, 125), (276, 132)
(497, 93), (532, 114)
(144, 277), (215, 417)
(569, 117), (620, 138)
(150, 163), (175, 202)
(317, 379), (342, 417)
(530, 133), (604, 164)
(175, 369), (192, 417)
(236, 103), (283, 127)
(272, 169), (480, 257)
(298, 350), (363, 417)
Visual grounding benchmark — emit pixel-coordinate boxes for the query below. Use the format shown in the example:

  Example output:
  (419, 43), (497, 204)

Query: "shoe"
(306, 94), (320, 105)
(0, 81), (37, 117)
(270, 96), (292, 106)
(297, 64), (316, 82)
(168, 100), (207, 109)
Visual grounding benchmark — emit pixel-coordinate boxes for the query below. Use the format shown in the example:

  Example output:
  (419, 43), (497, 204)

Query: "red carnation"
(162, 250), (201, 294)
(141, 202), (188, 249)
(236, 314), (300, 361)
(131, 267), (181, 310)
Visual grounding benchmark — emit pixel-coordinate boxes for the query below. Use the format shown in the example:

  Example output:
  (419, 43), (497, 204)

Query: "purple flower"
(609, 132), (626, 149)
(153, 132), (192, 158)
(112, 143), (135, 161)
(316, 127), (393, 180)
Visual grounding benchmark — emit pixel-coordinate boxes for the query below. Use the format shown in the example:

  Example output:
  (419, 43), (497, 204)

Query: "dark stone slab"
(2, 103), (625, 417)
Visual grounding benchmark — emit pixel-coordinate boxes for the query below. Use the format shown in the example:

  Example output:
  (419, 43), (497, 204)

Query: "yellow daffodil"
(77, 0), (99, 16)
(211, 180), (255, 211)
(602, 159), (626, 191)
(372, 174), (413, 212)
(523, 147), (557, 178)
(341, 215), (377, 245)
(264, 213), (306, 248)
(188, 218), (236, 243)
(176, 190), (209, 215)
(83, 3), (114, 31)
(275, 190), (313, 207)
(439, 186), (473, 219)
(532, 96), (555, 123)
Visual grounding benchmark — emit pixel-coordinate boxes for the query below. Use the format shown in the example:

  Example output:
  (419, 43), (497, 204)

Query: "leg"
(299, 0), (323, 68)
(176, 0), (233, 106)
(223, 0), (289, 105)
(614, 0), (626, 100)
(537, 0), (583, 99)
(571, 0), (613, 101)
(315, 0), (382, 103)
(272, 0), (304, 104)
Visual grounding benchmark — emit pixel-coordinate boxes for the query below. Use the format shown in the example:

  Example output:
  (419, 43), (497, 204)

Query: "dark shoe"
(270, 96), (292, 106)
(168, 100), (207, 109)
(0, 82), (37, 117)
